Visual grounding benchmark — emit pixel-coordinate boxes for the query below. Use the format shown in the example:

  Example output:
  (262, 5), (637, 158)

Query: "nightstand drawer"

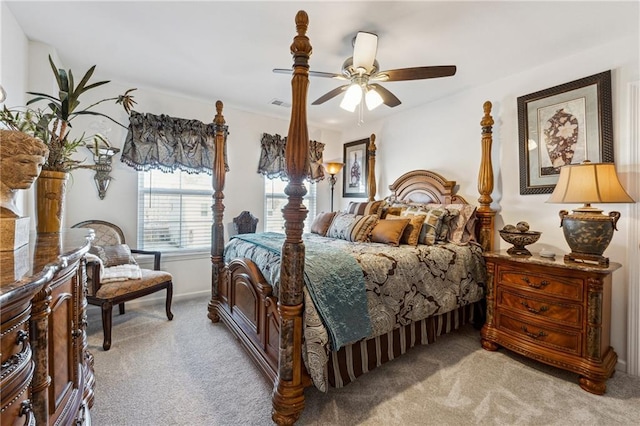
(498, 267), (583, 301)
(497, 312), (581, 356)
(498, 288), (582, 328)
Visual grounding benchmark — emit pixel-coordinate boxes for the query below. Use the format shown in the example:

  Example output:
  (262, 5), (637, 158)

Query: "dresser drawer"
(497, 267), (583, 301)
(498, 287), (583, 328)
(496, 312), (582, 356)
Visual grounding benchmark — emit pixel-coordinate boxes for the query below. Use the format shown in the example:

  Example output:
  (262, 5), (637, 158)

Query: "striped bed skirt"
(327, 301), (482, 388)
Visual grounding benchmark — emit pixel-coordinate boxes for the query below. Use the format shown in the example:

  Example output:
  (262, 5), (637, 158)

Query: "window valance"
(121, 111), (229, 175)
(257, 133), (325, 182)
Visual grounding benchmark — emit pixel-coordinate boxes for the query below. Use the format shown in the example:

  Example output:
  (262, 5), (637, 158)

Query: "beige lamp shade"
(547, 161), (635, 206)
(323, 162), (345, 175)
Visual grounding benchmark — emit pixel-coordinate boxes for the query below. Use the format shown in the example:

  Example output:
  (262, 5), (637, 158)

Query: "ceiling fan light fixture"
(365, 87), (383, 110)
(353, 32), (378, 73)
(340, 84), (362, 112)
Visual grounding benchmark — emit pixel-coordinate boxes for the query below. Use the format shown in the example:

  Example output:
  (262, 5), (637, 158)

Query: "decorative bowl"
(499, 230), (541, 256)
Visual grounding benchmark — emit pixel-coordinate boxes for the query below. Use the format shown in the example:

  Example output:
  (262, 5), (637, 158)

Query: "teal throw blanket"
(232, 232), (372, 350)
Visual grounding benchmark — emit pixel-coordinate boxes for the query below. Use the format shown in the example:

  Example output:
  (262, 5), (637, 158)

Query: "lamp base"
(564, 252), (609, 267)
(559, 209), (620, 268)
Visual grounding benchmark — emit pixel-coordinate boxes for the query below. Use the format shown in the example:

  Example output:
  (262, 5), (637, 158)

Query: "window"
(138, 170), (212, 252)
(264, 177), (316, 233)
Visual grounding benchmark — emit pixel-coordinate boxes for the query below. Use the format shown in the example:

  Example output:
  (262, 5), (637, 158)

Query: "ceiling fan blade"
(273, 68), (346, 80)
(369, 84), (401, 108)
(373, 65), (457, 82)
(312, 85), (350, 105)
(353, 32), (378, 73)
(310, 71), (347, 80)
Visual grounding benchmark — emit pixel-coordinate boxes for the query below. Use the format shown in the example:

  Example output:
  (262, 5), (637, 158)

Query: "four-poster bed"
(208, 11), (496, 425)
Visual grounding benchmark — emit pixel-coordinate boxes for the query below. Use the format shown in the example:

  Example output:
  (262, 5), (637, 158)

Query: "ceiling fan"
(274, 31), (456, 112)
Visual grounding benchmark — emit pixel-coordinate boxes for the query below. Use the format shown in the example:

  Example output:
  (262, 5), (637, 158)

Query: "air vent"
(270, 98), (291, 108)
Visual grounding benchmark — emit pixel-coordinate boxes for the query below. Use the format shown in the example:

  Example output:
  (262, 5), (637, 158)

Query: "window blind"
(264, 177), (316, 233)
(138, 169), (212, 251)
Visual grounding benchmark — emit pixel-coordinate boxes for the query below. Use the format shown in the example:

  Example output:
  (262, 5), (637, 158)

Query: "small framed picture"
(517, 70), (613, 195)
(342, 138), (369, 198)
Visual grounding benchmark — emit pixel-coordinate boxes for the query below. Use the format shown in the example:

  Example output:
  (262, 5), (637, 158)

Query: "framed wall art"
(342, 138), (369, 198)
(517, 70), (613, 195)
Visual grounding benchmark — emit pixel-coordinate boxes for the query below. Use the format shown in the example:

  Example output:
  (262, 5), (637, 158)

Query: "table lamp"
(547, 160), (635, 266)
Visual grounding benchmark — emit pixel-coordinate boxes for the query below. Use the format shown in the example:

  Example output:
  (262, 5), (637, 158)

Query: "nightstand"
(480, 250), (621, 395)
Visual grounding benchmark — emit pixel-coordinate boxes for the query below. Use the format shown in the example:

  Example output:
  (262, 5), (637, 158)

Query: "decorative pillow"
(425, 204), (477, 243)
(380, 205), (407, 219)
(370, 218), (410, 246)
(310, 212), (336, 236)
(346, 200), (384, 217)
(401, 208), (447, 246)
(326, 212), (378, 242)
(386, 213), (426, 246)
(89, 244), (137, 267)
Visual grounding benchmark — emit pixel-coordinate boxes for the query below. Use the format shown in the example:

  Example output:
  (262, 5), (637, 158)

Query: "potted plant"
(0, 55), (136, 232)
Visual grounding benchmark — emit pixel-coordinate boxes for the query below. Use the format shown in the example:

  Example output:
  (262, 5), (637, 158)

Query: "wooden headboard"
(387, 168), (494, 250)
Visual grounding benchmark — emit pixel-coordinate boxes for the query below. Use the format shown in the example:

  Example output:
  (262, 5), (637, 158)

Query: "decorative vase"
(36, 170), (69, 233)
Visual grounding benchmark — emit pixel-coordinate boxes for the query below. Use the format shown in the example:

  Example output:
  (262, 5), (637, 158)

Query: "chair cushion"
(95, 269), (172, 299)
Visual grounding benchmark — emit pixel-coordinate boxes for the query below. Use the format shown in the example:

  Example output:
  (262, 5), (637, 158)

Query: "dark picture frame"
(342, 138), (369, 198)
(517, 70), (613, 195)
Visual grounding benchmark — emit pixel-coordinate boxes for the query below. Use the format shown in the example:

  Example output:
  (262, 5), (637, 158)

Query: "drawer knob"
(521, 325), (548, 339)
(521, 301), (549, 314)
(521, 277), (549, 289)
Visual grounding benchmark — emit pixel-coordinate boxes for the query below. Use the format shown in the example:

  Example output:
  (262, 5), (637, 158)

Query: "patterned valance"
(257, 133), (325, 182)
(121, 111), (229, 175)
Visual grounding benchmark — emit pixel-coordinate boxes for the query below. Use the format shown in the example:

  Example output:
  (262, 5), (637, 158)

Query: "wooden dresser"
(480, 250), (621, 395)
(1, 229), (95, 425)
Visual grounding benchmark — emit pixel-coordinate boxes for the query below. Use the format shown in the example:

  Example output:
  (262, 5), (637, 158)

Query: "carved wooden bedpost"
(271, 10), (311, 425)
(208, 101), (227, 323)
(476, 101), (496, 252)
(367, 133), (377, 201)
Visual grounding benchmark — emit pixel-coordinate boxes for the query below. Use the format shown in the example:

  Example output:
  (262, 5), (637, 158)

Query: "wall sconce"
(323, 162), (345, 212)
(85, 144), (120, 200)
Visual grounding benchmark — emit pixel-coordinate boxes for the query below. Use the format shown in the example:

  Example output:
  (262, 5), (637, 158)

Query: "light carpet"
(87, 298), (640, 425)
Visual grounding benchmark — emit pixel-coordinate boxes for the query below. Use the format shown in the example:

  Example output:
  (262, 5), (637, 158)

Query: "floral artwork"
(542, 108), (579, 174)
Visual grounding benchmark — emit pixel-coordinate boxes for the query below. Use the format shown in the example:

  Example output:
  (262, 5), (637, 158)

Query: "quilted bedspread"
(224, 233), (486, 390)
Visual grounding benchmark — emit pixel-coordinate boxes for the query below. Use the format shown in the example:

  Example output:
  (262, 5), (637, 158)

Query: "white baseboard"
(85, 290), (210, 313)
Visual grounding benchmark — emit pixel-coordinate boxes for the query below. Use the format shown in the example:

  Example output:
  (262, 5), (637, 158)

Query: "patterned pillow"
(401, 208), (447, 246)
(386, 213), (426, 246)
(310, 212), (336, 236)
(346, 200), (384, 217)
(326, 212), (378, 242)
(89, 244), (137, 267)
(425, 204), (477, 243)
(370, 218), (410, 246)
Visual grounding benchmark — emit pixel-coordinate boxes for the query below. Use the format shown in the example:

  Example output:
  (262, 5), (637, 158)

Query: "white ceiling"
(6, 1), (639, 130)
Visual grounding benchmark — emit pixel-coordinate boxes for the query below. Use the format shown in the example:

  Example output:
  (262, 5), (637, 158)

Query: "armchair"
(71, 220), (173, 350)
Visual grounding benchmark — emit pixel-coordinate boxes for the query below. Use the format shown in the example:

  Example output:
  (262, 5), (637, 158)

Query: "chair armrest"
(131, 249), (161, 270)
(85, 260), (103, 295)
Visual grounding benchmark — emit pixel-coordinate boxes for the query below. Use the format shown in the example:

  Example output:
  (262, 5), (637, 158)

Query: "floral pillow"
(326, 212), (378, 242)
